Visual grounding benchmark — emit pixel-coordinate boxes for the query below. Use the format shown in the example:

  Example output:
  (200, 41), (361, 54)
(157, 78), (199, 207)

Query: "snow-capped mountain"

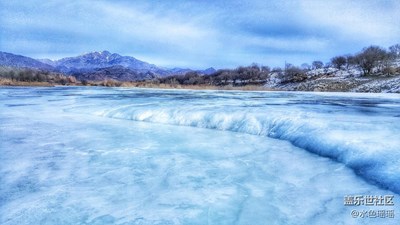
(48, 51), (165, 74)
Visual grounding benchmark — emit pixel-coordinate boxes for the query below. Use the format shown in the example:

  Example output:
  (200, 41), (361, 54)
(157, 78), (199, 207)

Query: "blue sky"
(1, 0), (399, 69)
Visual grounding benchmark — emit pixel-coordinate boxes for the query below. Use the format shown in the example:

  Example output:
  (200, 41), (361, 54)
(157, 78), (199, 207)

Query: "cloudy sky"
(1, 0), (399, 69)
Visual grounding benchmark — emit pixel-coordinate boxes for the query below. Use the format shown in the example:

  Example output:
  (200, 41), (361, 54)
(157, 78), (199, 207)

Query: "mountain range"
(0, 51), (216, 81)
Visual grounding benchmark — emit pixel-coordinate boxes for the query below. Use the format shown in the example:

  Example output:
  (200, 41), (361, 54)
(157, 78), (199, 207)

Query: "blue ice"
(0, 87), (399, 224)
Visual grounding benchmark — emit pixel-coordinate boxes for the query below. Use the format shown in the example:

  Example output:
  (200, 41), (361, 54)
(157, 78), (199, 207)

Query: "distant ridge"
(0, 52), (54, 71)
(0, 50), (216, 81)
(53, 51), (163, 74)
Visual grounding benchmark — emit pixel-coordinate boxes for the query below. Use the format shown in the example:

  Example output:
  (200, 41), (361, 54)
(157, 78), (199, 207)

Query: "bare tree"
(354, 46), (387, 76)
(281, 64), (307, 83)
(301, 63), (311, 71)
(261, 66), (270, 73)
(331, 56), (346, 70)
(389, 44), (400, 59)
(312, 61), (324, 69)
(345, 54), (356, 69)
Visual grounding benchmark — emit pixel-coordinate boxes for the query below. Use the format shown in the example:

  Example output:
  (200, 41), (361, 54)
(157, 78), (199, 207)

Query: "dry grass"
(0, 78), (278, 92)
(0, 78), (54, 87)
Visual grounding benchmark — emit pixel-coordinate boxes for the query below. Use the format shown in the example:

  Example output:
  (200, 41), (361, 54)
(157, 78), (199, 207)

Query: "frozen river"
(1, 87), (399, 224)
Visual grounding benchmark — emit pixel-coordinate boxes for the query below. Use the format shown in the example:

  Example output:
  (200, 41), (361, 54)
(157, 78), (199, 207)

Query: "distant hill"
(201, 67), (217, 75)
(0, 52), (54, 71)
(163, 67), (216, 75)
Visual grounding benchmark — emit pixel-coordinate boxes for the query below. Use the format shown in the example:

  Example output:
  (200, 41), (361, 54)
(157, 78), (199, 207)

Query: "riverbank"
(1, 75), (399, 93)
(0, 78), (276, 91)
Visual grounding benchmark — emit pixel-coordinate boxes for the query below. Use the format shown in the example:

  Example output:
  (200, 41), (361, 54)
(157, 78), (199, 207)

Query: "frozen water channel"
(0, 87), (399, 225)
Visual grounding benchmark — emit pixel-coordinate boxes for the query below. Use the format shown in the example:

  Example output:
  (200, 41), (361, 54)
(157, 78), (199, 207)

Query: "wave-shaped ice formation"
(68, 98), (400, 195)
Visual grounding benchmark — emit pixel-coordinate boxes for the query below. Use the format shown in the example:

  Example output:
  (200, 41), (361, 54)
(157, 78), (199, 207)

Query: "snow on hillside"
(352, 76), (400, 93)
(266, 60), (400, 93)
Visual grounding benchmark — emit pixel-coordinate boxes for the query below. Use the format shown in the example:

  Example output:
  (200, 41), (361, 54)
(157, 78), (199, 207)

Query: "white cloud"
(1, 0), (399, 68)
(298, 0), (400, 45)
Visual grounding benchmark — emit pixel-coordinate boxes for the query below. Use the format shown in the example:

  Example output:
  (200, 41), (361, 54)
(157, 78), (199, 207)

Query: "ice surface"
(1, 87), (399, 225)
(64, 88), (400, 194)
